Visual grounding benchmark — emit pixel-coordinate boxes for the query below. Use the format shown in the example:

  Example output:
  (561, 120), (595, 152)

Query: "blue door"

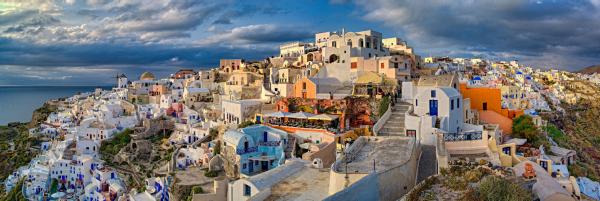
(263, 132), (268, 142)
(502, 147), (511, 155)
(429, 100), (438, 116)
(249, 161), (254, 172)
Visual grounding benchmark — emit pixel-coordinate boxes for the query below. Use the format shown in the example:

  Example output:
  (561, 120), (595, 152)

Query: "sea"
(0, 86), (112, 125)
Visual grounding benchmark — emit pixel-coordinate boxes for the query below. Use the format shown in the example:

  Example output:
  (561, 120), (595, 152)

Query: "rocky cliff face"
(27, 101), (58, 128)
(578, 64), (600, 74)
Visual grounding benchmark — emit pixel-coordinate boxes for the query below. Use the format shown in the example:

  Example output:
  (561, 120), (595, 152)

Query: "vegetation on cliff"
(550, 100), (600, 181)
(99, 128), (133, 162)
(407, 163), (531, 201)
(0, 179), (26, 201)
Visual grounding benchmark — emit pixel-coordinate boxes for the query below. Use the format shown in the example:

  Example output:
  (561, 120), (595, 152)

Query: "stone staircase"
(285, 137), (297, 158)
(378, 101), (411, 136)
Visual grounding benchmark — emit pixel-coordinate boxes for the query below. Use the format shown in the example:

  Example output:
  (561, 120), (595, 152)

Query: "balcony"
(236, 146), (258, 155)
(443, 131), (483, 141)
(258, 141), (281, 147)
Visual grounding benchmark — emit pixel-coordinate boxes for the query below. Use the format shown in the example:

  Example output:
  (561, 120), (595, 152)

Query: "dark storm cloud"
(212, 4), (288, 25)
(199, 24), (313, 45)
(0, 37), (277, 85)
(351, 0), (600, 70)
(0, 37), (275, 68)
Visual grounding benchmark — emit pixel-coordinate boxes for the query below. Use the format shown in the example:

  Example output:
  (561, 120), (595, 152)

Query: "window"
(451, 99), (454, 110)
(415, 99), (418, 106)
(332, 41), (337, 48)
(351, 62), (358, 69)
(244, 184), (251, 196)
(255, 161), (259, 165)
(404, 63), (408, 69)
(394, 63), (399, 68)
(406, 130), (416, 136)
(243, 163), (247, 169)
(431, 90), (436, 98)
(457, 99), (460, 108)
(380, 63), (384, 69)
(302, 82), (307, 90)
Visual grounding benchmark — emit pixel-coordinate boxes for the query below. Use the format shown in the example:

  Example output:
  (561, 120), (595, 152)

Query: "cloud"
(349, 0), (600, 70)
(198, 24), (313, 46)
(211, 3), (288, 25)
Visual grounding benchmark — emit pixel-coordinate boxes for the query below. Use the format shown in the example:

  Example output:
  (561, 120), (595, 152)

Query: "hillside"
(578, 64), (600, 74)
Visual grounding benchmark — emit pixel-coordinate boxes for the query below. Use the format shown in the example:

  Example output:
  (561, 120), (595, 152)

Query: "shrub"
(204, 170), (218, 177)
(464, 169), (483, 183)
(476, 176), (532, 201)
(378, 96), (390, 117)
(238, 121), (255, 128)
(443, 175), (467, 190)
(209, 128), (218, 139)
(192, 186), (204, 194)
(213, 142), (221, 155)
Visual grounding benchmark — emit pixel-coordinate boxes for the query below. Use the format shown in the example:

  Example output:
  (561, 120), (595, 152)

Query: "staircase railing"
(373, 103), (392, 136)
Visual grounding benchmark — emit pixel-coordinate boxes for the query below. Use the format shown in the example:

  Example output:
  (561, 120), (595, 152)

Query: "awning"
(308, 114), (339, 121)
(263, 111), (290, 118)
(287, 112), (315, 119)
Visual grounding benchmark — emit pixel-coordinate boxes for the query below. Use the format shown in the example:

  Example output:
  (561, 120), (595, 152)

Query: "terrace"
(262, 111), (341, 134)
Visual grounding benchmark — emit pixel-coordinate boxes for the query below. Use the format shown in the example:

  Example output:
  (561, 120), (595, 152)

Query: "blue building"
(223, 125), (288, 176)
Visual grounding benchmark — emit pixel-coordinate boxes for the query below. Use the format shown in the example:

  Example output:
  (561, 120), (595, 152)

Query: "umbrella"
(287, 112), (315, 119)
(308, 114), (339, 121)
(263, 111), (290, 118)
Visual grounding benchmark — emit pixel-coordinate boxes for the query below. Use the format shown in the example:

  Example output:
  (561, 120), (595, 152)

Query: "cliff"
(27, 101), (58, 128)
(578, 65), (600, 74)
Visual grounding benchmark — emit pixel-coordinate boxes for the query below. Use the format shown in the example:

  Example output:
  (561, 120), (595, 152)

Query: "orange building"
(459, 83), (523, 134)
(292, 77), (317, 99)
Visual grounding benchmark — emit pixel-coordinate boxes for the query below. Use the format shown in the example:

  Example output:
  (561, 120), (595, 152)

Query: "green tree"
(238, 121), (255, 128)
(512, 115), (540, 143)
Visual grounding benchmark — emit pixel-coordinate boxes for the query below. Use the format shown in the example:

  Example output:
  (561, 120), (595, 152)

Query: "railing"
(236, 147), (258, 155)
(258, 141), (281, 147)
(373, 103), (392, 136)
(443, 131), (483, 141)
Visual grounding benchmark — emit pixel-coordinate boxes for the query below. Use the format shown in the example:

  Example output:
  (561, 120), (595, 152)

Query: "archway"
(329, 54), (339, 63)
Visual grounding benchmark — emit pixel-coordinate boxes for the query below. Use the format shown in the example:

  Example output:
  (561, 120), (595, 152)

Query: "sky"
(1, 0), (600, 86)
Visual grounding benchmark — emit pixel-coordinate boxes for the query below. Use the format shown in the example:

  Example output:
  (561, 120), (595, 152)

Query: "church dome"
(140, 72), (155, 81)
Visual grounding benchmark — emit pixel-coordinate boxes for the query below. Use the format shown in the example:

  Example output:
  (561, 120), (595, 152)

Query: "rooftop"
(336, 136), (415, 173)
(266, 166), (330, 201)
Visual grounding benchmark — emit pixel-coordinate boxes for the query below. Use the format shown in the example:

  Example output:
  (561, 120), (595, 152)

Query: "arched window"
(332, 41), (337, 47)
(347, 39), (352, 47)
(329, 54), (339, 63)
(358, 39), (364, 47)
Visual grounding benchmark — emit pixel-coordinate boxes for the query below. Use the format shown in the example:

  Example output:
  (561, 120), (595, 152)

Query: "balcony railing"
(258, 141), (281, 147)
(444, 131), (483, 141)
(236, 147), (258, 155)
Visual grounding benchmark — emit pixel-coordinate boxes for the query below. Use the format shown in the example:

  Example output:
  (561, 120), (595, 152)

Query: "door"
(261, 161), (269, 171)
(249, 161), (254, 172)
(483, 102), (488, 111)
(429, 100), (438, 116)
(502, 147), (511, 155)
(263, 132), (268, 142)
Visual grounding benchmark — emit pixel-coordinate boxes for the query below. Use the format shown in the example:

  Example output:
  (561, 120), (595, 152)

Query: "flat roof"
(336, 136), (414, 173)
(267, 167), (330, 201)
